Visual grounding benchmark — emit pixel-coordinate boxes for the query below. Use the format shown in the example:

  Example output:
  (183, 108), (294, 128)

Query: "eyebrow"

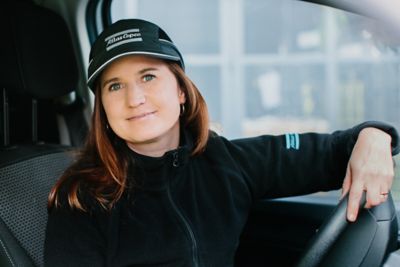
(101, 67), (159, 90)
(101, 77), (119, 90)
(138, 67), (158, 74)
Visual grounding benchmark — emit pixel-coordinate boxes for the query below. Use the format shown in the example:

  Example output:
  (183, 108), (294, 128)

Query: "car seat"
(0, 1), (86, 266)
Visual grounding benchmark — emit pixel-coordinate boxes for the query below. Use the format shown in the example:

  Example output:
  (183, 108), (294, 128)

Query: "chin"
(125, 128), (167, 143)
(118, 121), (179, 144)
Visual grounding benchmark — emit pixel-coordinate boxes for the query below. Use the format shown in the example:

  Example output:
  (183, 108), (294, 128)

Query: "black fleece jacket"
(44, 121), (399, 267)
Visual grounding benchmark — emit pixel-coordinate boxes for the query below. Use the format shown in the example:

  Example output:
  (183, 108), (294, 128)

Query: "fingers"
(377, 183), (390, 204)
(341, 166), (351, 200)
(347, 181), (364, 222)
(364, 170), (392, 208)
(346, 173), (391, 222)
(379, 192), (389, 202)
(347, 180), (392, 222)
(365, 180), (381, 209)
(343, 127), (394, 222)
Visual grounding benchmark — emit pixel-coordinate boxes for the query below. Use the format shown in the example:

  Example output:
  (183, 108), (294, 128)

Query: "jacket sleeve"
(44, 203), (106, 267)
(226, 121), (399, 200)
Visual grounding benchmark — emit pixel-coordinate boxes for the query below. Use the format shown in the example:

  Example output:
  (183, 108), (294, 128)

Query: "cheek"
(101, 97), (119, 124)
(170, 103), (181, 118)
(159, 93), (182, 117)
(101, 99), (111, 117)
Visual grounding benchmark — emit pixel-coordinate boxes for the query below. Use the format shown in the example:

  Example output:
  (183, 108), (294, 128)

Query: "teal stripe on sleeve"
(295, 133), (300, 149)
(285, 133), (290, 149)
(285, 133), (300, 150)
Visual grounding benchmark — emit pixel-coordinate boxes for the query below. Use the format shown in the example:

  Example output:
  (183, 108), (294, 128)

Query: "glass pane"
(187, 66), (221, 123)
(338, 63), (400, 128)
(244, 0), (324, 54)
(244, 64), (328, 136)
(111, 0), (220, 54)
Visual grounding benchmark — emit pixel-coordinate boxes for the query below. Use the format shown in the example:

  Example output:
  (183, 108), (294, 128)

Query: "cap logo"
(105, 29), (142, 51)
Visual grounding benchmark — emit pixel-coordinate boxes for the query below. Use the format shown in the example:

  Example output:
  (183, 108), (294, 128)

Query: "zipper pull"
(172, 152), (179, 167)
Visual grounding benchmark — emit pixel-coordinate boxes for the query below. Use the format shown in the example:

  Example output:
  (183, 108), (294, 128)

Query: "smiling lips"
(127, 111), (157, 121)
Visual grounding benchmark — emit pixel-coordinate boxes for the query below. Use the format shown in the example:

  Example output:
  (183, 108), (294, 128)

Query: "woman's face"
(100, 55), (185, 154)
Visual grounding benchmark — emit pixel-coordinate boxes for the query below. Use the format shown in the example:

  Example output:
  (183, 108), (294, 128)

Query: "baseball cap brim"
(87, 45), (182, 90)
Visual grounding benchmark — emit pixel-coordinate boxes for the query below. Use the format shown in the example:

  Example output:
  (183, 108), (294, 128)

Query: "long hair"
(48, 61), (210, 211)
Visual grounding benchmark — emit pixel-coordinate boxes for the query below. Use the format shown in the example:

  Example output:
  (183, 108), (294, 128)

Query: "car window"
(110, 0), (400, 202)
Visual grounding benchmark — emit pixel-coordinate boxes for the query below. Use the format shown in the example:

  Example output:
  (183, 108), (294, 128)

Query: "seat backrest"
(0, 0), (87, 146)
(0, 146), (74, 267)
(0, 1), (82, 266)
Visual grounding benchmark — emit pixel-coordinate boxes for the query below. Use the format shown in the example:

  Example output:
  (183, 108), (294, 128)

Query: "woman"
(45, 19), (399, 267)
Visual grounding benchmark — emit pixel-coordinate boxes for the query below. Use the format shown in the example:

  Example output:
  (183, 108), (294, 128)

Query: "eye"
(109, 83), (122, 91)
(142, 74), (155, 82)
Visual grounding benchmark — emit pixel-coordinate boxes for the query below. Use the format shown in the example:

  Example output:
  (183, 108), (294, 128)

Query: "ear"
(178, 89), (186, 104)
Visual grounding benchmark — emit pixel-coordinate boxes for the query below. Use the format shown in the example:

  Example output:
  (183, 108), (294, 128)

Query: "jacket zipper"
(167, 152), (199, 267)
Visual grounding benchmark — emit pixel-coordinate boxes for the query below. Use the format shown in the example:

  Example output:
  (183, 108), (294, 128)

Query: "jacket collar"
(127, 129), (192, 169)
(125, 129), (193, 190)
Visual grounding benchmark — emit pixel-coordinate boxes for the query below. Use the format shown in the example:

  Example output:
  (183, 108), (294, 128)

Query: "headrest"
(0, 1), (78, 99)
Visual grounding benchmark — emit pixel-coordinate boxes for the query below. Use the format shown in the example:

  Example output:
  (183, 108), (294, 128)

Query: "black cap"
(87, 19), (185, 91)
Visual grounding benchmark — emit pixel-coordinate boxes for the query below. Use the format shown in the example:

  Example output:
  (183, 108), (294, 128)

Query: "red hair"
(48, 62), (209, 211)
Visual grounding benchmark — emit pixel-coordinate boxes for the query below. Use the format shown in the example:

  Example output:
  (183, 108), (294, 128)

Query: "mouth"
(127, 111), (157, 121)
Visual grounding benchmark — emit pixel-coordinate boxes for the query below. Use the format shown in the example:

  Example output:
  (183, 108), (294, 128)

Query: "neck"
(126, 132), (180, 158)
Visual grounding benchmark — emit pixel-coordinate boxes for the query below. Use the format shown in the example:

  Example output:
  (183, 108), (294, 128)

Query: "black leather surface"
(0, 1), (78, 99)
(296, 193), (398, 267)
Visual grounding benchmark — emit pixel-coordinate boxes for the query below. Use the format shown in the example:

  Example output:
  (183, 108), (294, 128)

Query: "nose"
(126, 84), (145, 108)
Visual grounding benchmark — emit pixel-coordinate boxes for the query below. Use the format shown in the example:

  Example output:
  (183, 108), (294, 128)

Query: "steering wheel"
(295, 192), (397, 267)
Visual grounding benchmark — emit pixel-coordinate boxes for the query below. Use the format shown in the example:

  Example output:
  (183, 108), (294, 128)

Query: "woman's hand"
(341, 127), (394, 222)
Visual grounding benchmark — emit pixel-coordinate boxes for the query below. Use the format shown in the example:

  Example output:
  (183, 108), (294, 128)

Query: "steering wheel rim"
(295, 192), (368, 267)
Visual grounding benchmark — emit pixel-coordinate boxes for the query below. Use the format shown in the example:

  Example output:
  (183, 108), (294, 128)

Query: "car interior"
(0, 1), (85, 266)
(0, 0), (399, 266)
